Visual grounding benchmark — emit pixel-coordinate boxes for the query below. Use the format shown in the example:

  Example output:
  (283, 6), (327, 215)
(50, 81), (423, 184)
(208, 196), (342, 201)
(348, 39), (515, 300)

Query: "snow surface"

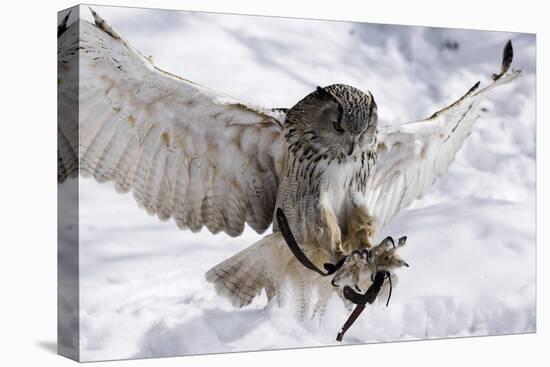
(65, 5), (536, 361)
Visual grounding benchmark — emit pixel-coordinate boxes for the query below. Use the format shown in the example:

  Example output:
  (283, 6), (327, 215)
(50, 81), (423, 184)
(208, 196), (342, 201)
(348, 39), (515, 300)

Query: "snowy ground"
(64, 5), (536, 361)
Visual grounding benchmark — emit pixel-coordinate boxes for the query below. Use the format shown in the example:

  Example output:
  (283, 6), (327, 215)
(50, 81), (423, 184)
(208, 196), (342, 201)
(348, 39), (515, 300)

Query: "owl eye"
(332, 120), (345, 133)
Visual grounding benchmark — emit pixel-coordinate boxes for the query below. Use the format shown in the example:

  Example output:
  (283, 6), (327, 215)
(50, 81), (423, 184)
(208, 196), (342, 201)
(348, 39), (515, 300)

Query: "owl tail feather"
(205, 232), (285, 308)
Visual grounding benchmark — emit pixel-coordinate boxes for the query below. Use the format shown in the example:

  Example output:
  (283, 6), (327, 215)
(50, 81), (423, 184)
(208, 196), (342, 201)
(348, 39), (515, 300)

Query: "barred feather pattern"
(70, 15), (287, 237)
(205, 233), (289, 308)
(57, 16), (79, 183)
(364, 64), (521, 232)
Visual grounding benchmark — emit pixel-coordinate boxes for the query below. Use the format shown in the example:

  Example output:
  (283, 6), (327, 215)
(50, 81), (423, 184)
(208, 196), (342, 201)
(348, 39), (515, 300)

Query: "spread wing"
(58, 9), (79, 183)
(362, 40), (521, 232)
(59, 9), (287, 237)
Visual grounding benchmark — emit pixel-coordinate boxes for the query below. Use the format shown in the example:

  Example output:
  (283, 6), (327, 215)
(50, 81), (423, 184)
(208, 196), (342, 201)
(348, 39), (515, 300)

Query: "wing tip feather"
(492, 39), (514, 81)
(57, 9), (72, 37)
(88, 6), (121, 40)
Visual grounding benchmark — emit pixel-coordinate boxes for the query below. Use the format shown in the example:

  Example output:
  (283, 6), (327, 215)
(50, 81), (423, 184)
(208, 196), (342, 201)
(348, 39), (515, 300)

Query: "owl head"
(285, 84), (378, 159)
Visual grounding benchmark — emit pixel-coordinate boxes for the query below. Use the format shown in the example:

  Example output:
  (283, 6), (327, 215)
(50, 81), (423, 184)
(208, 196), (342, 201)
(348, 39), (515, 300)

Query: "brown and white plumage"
(72, 10), (286, 237)
(363, 46), (520, 232)
(58, 10), (520, 315)
(58, 9), (79, 183)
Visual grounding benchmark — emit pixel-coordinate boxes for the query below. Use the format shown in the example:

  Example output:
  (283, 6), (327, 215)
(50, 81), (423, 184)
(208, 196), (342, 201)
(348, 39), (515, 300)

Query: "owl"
(58, 9), (521, 318)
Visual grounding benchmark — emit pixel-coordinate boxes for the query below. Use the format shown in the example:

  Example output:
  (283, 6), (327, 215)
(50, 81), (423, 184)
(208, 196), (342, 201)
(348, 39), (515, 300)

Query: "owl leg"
(266, 279), (286, 308)
(295, 271), (311, 320)
(311, 282), (333, 321)
(318, 205), (344, 254)
(342, 205), (375, 253)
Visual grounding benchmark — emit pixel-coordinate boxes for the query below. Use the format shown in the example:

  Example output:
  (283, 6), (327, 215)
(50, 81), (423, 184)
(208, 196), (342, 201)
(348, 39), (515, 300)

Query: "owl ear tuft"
(316, 86), (344, 116)
(316, 86), (335, 100)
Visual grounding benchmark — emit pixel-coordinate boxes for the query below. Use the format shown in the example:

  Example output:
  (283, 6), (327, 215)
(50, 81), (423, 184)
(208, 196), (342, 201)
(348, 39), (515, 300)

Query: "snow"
(64, 5), (536, 361)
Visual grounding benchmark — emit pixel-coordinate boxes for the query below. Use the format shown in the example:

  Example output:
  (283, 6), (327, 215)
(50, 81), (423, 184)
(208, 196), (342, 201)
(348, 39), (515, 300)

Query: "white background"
(1, 0), (547, 366)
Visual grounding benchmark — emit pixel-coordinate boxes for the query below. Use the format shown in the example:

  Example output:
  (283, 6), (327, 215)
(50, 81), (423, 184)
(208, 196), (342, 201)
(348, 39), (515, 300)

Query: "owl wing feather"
(60, 9), (287, 237)
(58, 10), (79, 184)
(363, 40), (521, 233)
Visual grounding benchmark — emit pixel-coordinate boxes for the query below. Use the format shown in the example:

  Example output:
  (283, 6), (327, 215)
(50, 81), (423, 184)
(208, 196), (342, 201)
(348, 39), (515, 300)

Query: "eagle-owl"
(58, 9), (520, 318)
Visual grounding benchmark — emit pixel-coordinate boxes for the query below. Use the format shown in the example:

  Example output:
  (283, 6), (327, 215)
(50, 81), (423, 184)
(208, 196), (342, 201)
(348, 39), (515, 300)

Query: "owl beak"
(347, 142), (355, 156)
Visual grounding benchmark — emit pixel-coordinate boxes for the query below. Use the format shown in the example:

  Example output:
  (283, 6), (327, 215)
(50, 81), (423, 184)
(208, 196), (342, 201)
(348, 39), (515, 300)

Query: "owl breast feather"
(319, 158), (367, 228)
